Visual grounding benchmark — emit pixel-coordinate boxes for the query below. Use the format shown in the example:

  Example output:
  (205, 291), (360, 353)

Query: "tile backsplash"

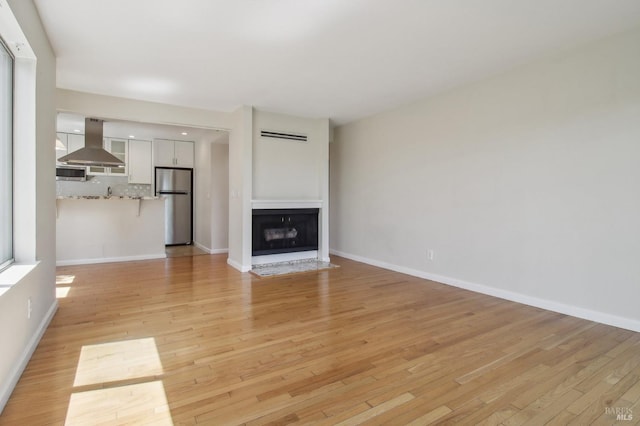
(56, 175), (152, 198)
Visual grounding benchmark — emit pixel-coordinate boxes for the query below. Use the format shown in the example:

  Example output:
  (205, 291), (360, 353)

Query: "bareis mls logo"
(605, 407), (633, 421)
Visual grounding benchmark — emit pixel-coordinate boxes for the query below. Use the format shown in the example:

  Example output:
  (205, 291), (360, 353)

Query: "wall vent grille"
(260, 130), (308, 142)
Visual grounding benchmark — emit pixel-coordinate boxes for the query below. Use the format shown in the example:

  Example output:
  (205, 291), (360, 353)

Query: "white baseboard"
(210, 248), (229, 255)
(227, 258), (251, 272)
(330, 249), (640, 333)
(193, 242), (228, 255)
(193, 241), (211, 253)
(0, 299), (58, 413)
(56, 253), (166, 266)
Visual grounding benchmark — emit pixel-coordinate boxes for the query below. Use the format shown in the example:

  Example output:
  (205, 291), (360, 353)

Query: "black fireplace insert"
(252, 208), (319, 256)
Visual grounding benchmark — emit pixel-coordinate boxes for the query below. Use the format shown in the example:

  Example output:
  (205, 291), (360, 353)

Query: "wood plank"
(406, 405), (452, 426)
(334, 392), (414, 425)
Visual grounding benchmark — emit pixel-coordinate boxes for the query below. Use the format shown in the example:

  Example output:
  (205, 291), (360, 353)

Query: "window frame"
(0, 36), (14, 273)
(0, 1), (39, 294)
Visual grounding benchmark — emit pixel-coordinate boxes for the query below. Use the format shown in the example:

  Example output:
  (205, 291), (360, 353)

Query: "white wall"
(331, 27), (640, 331)
(227, 106), (253, 271)
(194, 136), (229, 253)
(253, 110), (329, 200)
(0, 0), (57, 412)
(210, 142), (229, 252)
(194, 141), (213, 250)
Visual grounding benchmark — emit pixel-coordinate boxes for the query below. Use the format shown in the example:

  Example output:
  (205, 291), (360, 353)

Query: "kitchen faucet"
(107, 186), (112, 197)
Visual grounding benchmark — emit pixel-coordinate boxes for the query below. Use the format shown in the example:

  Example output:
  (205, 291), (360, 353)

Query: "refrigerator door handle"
(157, 191), (189, 195)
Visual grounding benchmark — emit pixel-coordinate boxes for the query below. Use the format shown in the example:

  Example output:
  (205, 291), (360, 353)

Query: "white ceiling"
(35, 0), (640, 125)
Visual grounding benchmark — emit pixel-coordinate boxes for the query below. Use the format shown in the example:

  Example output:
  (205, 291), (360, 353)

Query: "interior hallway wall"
(194, 138), (229, 253)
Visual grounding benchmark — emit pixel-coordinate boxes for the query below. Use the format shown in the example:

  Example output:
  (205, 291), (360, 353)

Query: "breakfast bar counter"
(55, 196), (166, 265)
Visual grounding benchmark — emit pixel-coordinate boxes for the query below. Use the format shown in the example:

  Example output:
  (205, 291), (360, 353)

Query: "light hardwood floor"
(2, 255), (640, 425)
(165, 245), (209, 258)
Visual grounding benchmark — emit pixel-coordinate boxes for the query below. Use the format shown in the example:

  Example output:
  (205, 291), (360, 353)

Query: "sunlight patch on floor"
(66, 338), (172, 424)
(56, 275), (75, 298)
(73, 337), (164, 387)
(56, 286), (71, 298)
(65, 380), (172, 425)
(56, 275), (75, 285)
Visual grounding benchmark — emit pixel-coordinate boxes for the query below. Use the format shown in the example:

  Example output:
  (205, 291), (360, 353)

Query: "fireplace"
(252, 208), (319, 256)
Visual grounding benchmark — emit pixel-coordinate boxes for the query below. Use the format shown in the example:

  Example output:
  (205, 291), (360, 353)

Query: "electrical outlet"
(27, 297), (32, 319)
(427, 249), (435, 261)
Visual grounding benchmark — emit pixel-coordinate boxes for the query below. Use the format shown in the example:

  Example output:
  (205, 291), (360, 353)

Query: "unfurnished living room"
(1, 1), (640, 424)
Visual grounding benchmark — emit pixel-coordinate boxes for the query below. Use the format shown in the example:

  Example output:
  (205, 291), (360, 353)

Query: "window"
(0, 38), (13, 271)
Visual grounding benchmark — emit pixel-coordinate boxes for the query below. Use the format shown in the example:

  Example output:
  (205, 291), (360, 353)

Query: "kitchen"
(55, 112), (229, 265)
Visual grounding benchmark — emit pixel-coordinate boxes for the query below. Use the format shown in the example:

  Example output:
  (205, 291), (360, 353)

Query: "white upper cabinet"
(128, 139), (152, 184)
(56, 132), (84, 164)
(153, 139), (194, 168)
(67, 133), (84, 154)
(174, 141), (194, 167)
(153, 139), (174, 167)
(56, 132), (68, 162)
(107, 138), (127, 175)
(88, 138), (128, 175)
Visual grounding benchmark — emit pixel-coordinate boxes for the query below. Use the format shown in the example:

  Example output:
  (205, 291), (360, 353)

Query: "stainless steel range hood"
(58, 118), (125, 168)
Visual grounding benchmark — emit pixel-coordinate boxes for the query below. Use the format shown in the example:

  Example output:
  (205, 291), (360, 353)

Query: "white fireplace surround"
(251, 199), (325, 265)
(251, 199), (322, 209)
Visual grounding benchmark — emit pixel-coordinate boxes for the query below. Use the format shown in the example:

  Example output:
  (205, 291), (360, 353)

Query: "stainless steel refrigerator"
(155, 167), (193, 245)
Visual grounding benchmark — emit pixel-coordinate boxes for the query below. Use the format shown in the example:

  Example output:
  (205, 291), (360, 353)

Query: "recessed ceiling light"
(129, 135), (135, 138)
(73, 129), (81, 133)
(181, 132), (188, 136)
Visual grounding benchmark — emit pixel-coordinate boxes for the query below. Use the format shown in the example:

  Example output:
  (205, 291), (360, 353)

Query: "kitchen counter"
(56, 197), (166, 265)
(56, 196), (160, 217)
